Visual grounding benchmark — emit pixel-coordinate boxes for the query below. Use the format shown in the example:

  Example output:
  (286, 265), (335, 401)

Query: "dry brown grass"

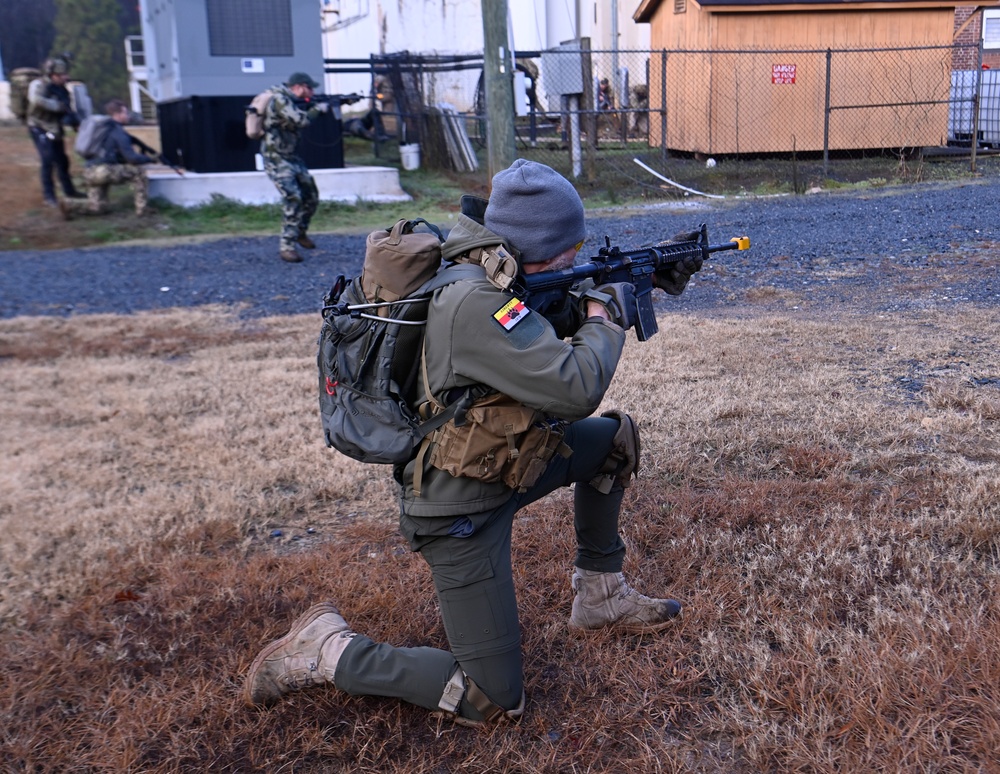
(2, 303), (999, 772)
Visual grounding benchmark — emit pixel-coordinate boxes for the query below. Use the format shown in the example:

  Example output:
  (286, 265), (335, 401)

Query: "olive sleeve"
(427, 280), (625, 422)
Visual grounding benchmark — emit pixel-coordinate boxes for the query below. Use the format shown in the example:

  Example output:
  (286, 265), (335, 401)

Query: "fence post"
(660, 50), (668, 161)
(971, 41), (983, 174)
(581, 37), (597, 182)
(823, 48), (832, 177)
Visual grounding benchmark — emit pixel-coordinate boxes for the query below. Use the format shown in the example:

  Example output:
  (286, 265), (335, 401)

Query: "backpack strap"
(399, 217), (445, 244)
(418, 261), (482, 293)
(410, 261), (493, 497)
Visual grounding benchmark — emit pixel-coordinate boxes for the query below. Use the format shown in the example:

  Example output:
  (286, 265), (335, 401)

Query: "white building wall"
(322, 0), (650, 110)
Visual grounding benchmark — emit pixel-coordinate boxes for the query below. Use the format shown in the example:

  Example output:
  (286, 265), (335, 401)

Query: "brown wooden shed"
(632, 0), (997, 154)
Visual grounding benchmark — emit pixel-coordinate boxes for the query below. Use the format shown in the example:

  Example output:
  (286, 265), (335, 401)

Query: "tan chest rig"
(412, 244), (572, 496)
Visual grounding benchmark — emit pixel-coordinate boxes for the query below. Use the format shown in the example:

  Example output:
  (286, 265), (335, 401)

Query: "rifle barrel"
(521, 237), (747, 295)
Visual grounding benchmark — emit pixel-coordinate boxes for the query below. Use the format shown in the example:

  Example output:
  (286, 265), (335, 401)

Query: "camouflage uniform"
(260, 85), (322, 253)
(62, 119), (155, 217)
(27, 73), (81, 203)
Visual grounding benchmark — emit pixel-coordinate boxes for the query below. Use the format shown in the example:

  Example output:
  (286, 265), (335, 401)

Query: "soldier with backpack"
(26, 56), (84, 207)
(59, 99), (157, 220)
(256, 72), (332, 263)
(244, 159), (703, 727)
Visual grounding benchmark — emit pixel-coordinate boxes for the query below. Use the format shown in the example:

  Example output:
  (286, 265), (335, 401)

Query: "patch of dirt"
(0, 123), (147, 251)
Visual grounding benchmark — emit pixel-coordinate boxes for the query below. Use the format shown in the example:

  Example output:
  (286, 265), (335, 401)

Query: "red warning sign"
(772, 64), (796, 84)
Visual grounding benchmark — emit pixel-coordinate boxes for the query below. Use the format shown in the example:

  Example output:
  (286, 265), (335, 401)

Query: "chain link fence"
(328, 42), (996, 190)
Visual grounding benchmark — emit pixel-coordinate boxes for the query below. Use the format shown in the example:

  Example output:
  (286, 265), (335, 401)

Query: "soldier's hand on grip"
(577, 282), (638, 329)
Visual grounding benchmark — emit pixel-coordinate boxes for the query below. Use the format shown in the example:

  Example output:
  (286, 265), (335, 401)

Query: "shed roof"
(634, 0), (997, 23)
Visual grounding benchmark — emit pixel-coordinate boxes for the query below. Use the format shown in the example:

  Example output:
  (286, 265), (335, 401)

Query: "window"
(206, 0), (294, 57)
(985, 9), (1000, 50)
(674, 0), (687, 14)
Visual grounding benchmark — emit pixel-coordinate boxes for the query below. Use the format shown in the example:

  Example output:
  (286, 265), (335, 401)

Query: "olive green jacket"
(397, 216), (625, 522)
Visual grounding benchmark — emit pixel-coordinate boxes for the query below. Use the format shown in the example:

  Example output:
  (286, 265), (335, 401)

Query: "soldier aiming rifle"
(244, 159), (751, 729)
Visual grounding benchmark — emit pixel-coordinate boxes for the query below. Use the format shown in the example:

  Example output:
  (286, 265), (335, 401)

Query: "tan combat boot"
(243, 602), (357, 707)
(279, 247), (303, 263)
(569, 569), (681, 633)
(296, 233), (316, 249)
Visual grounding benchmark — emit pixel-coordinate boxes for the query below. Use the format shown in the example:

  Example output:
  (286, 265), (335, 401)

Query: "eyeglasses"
(574, 240), (585, 252)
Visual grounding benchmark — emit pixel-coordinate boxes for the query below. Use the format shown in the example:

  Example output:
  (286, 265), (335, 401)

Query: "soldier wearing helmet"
(27, 56), (84, 206)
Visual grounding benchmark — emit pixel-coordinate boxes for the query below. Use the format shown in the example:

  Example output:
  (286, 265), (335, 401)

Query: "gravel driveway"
(2, 178), (998, 320)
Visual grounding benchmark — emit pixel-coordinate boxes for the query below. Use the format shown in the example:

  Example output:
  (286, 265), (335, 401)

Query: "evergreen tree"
(0, 0), (57, 72)
(51, 0), (139, 109)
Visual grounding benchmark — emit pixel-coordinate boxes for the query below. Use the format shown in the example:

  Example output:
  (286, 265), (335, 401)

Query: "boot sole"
(569, 604), (682, 634)
(243, 602), (341, 707)
(569, 617), (679, 634)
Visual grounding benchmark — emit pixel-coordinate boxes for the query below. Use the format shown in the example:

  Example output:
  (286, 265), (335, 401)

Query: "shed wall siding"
(646, 6), (957, 152)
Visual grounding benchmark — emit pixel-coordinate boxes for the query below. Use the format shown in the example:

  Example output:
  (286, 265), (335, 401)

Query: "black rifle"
(518, 224), (750, 341)
(129, 133), (184, 176)
(295, 93), (366, 109)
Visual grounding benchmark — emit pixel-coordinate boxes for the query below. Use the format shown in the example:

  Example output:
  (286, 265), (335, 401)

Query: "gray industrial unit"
(138, 0), (325, 101)
(950, 70), (1000, 147)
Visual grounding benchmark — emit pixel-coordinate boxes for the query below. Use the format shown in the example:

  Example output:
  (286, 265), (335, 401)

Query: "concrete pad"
(148, 166), (411, 207)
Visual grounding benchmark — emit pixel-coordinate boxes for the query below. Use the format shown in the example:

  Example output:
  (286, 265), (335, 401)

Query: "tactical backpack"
(74, 114), (113, 160)
(9, 67), (41, 124)
(245, 90), (273, 140)
(318, 218), (484, 465)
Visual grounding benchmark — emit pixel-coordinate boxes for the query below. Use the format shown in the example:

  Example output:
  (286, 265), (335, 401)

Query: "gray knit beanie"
(484, 159), (585, 263)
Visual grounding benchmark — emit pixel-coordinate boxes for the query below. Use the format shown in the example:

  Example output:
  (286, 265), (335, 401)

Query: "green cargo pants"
(333, 415), (625, 722)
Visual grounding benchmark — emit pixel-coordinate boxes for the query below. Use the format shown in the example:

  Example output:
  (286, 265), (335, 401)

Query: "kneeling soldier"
(245, 160), (700, 727)
(60, 99), (156, 219)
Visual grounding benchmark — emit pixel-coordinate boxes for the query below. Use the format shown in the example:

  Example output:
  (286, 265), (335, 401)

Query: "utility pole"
(481, 0), (516, 181)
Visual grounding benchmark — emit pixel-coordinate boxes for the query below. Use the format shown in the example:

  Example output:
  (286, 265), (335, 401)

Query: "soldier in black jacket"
(60, 99), (157, 220)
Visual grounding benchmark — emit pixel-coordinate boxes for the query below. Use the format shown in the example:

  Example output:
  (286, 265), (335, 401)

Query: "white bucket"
(400, 143), (421, 171)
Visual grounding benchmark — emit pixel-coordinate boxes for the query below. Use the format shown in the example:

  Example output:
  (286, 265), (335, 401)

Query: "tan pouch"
(425, 393), (570, 492)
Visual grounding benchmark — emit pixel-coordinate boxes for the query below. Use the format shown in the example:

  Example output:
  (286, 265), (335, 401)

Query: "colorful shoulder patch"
(493, 297), (530, 331)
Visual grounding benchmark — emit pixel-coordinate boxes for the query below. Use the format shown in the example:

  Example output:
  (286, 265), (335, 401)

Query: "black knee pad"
(588, 410), (641, 493)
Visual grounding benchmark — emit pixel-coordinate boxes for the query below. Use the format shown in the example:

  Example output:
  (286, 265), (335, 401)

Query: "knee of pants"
(436, 573), (520, 658)
(564, 416), (621, 483)
(459, 649), (524, 713)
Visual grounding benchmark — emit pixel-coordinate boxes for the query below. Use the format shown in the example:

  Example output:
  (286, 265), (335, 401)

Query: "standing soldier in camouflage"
(27, 56), (84, 207)
(260, 72), (331, 263)
(60, 99), (157, 220)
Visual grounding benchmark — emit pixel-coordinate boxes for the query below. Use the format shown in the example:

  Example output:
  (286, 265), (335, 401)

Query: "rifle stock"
(519, 224), (750, 341)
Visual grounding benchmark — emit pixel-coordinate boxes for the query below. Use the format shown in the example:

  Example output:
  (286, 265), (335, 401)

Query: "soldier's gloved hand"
(652, 230), (705, 296)
(576, 282), (638, 329)
(652, 256), (702, 296)
(313, 101), (332, 114)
